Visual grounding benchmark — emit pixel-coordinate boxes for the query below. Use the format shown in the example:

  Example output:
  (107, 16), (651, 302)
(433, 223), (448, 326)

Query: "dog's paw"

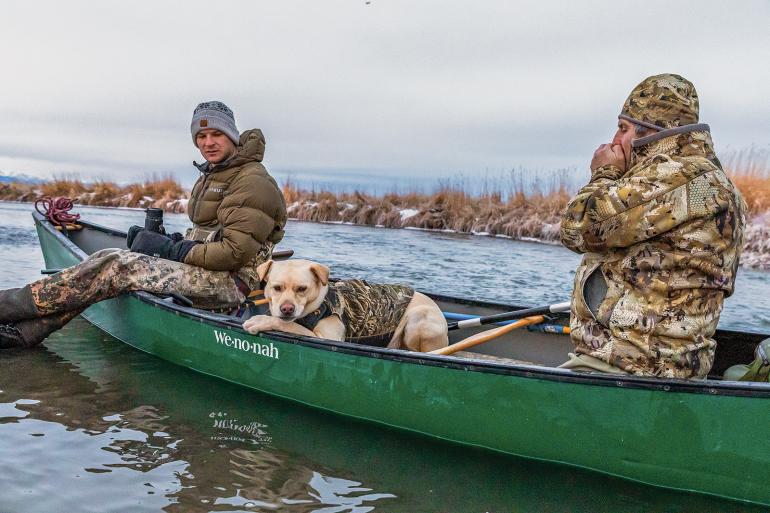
(243, 315), (275, 334)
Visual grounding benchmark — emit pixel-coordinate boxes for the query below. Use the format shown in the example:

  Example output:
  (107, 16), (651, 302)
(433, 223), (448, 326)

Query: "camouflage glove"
(129, 230), (200, 263)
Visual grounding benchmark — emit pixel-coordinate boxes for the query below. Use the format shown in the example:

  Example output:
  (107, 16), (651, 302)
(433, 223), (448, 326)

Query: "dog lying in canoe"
(242, 259), (449, 352)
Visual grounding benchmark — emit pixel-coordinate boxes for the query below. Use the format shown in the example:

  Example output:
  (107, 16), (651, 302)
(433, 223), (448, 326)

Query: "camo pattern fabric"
(327, 280), (414, 346)
(620, 73), (699, 129)
(186, 226), (274, 291)
(560, 129), (746, 379)
(29, 248), (245, 316)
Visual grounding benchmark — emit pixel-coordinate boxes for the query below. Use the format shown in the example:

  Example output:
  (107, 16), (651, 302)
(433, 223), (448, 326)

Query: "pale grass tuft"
(1, 161), (769, 269)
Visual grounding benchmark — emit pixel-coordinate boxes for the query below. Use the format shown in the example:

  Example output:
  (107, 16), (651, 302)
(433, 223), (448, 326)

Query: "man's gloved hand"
(127, 225), (185, 248)
(129, 230), (200, 263)
(126, 225), (144, 248)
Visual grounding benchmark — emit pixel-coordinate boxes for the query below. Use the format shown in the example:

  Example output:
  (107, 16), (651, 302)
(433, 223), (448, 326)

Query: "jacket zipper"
(191, 172), (211, 222)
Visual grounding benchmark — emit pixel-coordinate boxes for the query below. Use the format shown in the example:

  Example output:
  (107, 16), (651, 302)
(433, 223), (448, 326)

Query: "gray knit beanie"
(190, 101), (240, 146)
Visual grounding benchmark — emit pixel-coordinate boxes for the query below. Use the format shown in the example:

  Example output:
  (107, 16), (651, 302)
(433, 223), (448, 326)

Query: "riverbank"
(2, 168), (769, 269)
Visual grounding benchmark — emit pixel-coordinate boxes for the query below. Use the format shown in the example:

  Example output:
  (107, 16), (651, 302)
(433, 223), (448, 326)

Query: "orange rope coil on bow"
(35, 197), (81, 227)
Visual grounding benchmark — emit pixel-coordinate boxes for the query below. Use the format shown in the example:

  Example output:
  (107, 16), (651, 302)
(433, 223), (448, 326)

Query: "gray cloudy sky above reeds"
(1, 0), (768, 187)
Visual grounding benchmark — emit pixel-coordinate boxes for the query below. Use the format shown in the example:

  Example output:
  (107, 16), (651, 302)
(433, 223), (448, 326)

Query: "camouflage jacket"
(185, 129), (287, 290)
(560, 126), (746, 378)
(298, 279), (414, 346)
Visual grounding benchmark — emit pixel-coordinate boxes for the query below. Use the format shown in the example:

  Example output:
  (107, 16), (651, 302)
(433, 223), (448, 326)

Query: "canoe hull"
(34, 213), (770, 506)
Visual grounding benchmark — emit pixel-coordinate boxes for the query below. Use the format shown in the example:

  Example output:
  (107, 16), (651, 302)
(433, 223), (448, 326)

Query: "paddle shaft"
(432, 315), (545, 355)
(447, 301), (571, 331)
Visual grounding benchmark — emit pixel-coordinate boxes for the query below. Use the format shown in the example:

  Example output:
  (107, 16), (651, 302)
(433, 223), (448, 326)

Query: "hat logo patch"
(200, 119), (208, 127)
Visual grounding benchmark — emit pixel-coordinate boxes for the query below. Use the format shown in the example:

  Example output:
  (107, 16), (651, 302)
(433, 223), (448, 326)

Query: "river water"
(0, 201), (768, 512)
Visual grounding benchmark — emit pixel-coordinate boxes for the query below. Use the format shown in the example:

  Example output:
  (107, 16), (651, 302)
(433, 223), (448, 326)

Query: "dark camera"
(144, 208), (165, 234)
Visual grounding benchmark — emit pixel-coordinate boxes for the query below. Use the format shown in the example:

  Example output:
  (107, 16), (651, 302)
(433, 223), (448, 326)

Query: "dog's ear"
(256, 260), (274, 284)
(309, 263), (330, 286)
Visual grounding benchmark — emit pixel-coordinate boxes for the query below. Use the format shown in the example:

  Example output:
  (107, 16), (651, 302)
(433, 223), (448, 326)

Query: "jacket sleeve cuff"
(172, 240), (200, 263)
(590, 164), (624, 182)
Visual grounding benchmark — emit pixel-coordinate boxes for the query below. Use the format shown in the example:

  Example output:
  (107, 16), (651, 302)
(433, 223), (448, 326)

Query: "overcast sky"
(1, 0), (768, 189)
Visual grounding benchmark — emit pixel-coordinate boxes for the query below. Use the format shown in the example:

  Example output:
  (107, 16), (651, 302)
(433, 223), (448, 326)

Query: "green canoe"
(33, 211), (770, 506)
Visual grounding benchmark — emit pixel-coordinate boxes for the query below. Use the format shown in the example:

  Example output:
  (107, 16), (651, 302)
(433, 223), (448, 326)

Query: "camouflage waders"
(0, 308), (84, 349)
(30, 248), (246, 318)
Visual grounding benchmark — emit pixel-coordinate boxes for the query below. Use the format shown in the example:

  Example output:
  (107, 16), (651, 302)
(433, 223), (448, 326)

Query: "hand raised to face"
(590, 143), (627, 173)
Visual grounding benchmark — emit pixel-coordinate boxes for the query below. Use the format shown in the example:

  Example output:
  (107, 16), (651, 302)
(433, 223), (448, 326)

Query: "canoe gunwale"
(33, 211), (770, 399)
(76, 217), (130, 237)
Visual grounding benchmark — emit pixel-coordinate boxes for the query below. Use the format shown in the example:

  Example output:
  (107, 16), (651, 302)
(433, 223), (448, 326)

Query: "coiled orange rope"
(34, 197), (81, 227)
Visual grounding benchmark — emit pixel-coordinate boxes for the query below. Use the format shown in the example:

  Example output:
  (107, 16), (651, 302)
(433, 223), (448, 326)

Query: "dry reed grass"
(724, 147), (770, 214)
(0, 175), (189, 212)
(283, 169), (574, 241)
(1, 150), (769, 268)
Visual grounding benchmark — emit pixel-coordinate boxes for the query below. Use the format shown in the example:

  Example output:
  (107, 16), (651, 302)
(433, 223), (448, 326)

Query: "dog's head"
(256, 259), (330, 322)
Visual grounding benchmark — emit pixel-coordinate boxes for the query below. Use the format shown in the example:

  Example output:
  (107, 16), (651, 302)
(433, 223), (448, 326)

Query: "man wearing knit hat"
(0, 101), (287, 349)
(560, 74), (746, 379)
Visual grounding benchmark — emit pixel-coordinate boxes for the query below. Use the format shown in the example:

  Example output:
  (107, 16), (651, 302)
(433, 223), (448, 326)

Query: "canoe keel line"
(32, 211), (770, 507)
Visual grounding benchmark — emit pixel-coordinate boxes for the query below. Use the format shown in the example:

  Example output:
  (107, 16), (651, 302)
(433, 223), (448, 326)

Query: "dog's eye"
(273, 285), (283, 292)
(296, 285), (307, 293)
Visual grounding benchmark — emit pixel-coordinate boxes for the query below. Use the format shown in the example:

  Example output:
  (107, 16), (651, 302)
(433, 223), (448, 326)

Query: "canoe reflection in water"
(2, 326), (398, 512)
(0, 318), (764, 513)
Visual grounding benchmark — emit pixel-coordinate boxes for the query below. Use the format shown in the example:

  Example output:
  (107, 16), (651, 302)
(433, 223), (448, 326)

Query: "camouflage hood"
(619, 73), (699, 131)
(629, 124), (718, 169)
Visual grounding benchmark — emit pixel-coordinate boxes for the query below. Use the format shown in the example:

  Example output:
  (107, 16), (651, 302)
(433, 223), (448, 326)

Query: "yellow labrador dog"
(242, 259), (448, 352)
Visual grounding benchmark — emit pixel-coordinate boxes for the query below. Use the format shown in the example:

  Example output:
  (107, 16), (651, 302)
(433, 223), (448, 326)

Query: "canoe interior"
(59, 216), (766, 379)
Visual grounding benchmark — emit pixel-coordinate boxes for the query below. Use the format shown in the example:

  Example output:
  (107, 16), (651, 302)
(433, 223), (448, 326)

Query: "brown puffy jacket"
(184, 129), (287, 288)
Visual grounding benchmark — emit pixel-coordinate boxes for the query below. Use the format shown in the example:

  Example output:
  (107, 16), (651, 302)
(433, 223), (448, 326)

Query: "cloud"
(1, 0), (768, 186)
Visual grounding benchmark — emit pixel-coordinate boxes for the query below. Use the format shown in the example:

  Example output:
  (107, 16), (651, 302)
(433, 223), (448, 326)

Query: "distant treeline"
(1, 148), (768, 269)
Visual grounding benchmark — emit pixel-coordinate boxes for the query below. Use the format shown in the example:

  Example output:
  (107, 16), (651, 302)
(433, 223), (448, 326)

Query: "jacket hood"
(620, 73), (699, 131)
(629, 124), (717, 169)
(235, 128), (266, 163)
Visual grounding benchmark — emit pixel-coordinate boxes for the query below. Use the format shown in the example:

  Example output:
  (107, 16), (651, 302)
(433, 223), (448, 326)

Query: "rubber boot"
(0, 309), (82, 349)
(0, 285), (40, 324)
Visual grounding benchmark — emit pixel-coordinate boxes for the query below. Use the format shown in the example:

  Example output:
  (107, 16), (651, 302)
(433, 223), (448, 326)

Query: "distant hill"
(0, 174), (42, 184)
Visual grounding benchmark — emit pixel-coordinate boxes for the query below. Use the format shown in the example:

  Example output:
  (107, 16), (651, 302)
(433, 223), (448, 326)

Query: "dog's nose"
(280, 303), (295, 316)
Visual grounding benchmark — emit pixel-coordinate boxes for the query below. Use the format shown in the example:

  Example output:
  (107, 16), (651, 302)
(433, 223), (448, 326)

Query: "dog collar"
(295, 286), (339, 331)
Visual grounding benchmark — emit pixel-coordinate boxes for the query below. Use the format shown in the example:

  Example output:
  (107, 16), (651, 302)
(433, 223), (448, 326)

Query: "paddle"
(431, 315), (545, 356)
(446, 301), (571, 331)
